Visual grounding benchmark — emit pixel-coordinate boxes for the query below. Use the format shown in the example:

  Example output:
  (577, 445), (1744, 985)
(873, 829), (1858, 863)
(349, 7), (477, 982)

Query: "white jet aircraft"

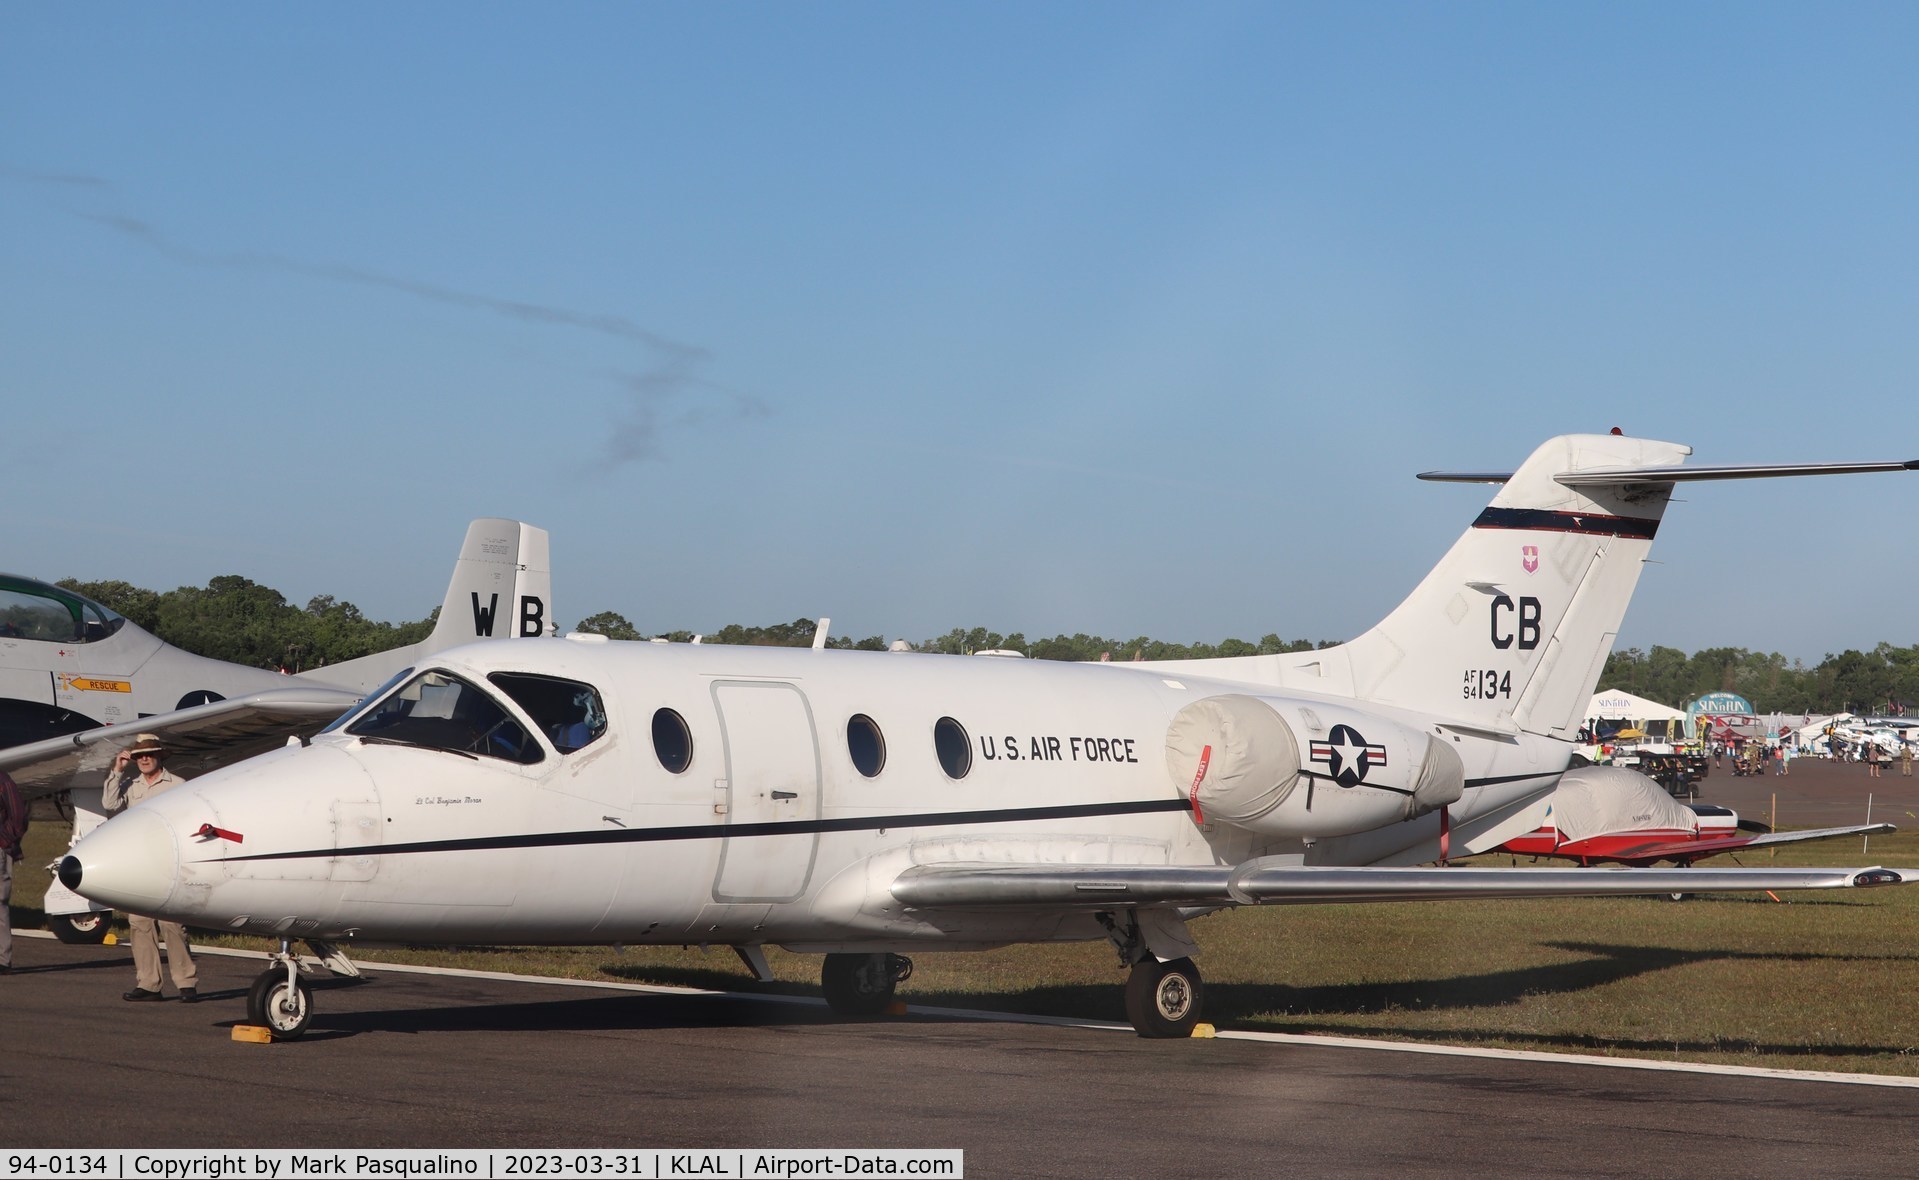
(59, 434), (1918, 1039)
(2, 519), (551, 940)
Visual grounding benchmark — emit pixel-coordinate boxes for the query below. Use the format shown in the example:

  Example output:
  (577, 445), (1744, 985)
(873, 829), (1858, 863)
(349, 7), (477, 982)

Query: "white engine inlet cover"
(1166, 694), (1465, 839)
(1164, 694), (1302, 826)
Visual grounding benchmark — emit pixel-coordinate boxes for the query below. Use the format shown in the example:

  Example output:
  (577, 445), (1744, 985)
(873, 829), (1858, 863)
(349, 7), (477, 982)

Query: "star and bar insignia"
(1308, 724), (1387, 788)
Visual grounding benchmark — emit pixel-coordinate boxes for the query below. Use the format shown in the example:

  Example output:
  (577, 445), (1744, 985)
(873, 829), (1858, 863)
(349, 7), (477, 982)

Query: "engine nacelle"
(1164, 694), (1464, 839)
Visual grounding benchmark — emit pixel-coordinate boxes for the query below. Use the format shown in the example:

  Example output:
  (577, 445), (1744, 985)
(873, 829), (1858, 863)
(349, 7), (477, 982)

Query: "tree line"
(572, 611), (1339, 662)
(57, 575), (1919, 715)
(60, 577), (437, 672)
(1600, 645), (1919, 717)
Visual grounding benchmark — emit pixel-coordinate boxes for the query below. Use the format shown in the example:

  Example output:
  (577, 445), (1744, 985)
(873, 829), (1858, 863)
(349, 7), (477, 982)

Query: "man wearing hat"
(103, 733), (199, 1002)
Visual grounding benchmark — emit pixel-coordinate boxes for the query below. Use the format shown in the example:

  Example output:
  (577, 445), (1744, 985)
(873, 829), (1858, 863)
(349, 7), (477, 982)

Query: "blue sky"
(4, 4), (1915, 662)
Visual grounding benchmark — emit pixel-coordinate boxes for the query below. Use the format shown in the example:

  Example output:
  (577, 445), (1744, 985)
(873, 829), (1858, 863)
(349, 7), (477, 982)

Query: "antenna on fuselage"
(812, 617), (831, 650)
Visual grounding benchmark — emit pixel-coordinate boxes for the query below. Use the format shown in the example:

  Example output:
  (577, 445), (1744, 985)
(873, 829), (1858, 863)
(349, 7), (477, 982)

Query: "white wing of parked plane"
(0, 684), (360, 795)
(1, 518), (551, 800)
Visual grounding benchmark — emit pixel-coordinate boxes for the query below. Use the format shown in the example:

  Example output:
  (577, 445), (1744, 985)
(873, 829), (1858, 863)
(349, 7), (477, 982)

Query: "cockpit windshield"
(321, 666), (414, 735)
(345, 670), (543, 765)
(0, 577), (127, 644)
(488, 673), (607, 754)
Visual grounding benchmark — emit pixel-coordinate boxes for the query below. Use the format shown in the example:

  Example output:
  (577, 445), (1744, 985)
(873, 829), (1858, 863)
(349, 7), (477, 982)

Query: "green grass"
(16, 817), (1918, 1075)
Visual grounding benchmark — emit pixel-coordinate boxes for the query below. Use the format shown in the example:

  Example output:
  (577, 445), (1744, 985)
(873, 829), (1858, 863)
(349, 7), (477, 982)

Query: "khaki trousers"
(128, 913), (197, 991)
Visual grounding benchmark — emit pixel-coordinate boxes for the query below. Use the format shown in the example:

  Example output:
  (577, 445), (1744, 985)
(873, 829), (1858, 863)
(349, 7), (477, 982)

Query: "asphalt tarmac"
(4, 934), (1916, 1177)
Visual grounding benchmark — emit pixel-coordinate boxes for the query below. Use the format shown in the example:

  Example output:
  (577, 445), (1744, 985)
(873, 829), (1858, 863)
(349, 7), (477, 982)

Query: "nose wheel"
(246, 944), (314, 1040)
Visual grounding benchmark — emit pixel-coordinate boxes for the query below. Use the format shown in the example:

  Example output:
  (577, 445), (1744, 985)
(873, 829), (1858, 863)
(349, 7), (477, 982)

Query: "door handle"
(771, 790), (798, 801)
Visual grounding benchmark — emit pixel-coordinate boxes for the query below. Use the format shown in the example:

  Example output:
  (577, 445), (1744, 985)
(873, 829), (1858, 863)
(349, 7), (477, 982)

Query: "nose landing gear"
(246, 939), (314, 1040)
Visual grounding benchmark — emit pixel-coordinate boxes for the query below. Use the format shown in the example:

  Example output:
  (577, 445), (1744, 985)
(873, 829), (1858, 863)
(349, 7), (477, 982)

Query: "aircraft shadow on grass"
(166, 934), (1919, 1047)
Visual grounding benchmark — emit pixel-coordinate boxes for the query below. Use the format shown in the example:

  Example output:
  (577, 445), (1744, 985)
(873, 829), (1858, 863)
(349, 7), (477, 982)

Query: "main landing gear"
(1124, 956), (1205, 1038)
(1100, 909), (1207, 1038)
(820, 952), (914, 1016)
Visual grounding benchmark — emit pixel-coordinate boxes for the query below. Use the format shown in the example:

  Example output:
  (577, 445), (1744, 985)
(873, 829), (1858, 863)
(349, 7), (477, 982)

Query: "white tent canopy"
(1586, 689), (1688, 732)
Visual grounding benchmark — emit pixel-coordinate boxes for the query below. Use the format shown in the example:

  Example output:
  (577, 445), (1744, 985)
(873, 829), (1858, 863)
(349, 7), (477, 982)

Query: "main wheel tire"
(821, 952), (902, 1017)
(246, 968), (313, 1040)
(48, 911), (112, 945)
(1125, 957), (1204, 1038)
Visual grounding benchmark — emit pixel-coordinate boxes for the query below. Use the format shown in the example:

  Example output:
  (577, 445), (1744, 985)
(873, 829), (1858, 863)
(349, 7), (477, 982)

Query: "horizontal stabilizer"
(1419, 459), (1919, 486)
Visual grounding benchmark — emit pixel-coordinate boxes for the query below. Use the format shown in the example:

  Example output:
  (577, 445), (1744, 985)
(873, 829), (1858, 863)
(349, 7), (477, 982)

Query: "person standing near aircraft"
(1902, 739), (1912, 778)
(103, 735), (198, 1001)
(0, 770), (27, 974)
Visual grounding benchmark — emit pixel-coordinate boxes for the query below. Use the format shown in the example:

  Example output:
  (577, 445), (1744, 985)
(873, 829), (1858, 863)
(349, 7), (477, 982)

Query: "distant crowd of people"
(1696, 736), (1914, 778)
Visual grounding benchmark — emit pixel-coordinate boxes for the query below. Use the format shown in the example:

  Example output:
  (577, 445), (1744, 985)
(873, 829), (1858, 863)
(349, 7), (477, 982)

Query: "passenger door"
(711, 680), (821, 903)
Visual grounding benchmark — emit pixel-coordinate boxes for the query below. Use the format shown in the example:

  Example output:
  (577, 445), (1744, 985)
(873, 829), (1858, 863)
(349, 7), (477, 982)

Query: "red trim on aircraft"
(1188, 745), (1212, 824)
(195, 823), (244, 844)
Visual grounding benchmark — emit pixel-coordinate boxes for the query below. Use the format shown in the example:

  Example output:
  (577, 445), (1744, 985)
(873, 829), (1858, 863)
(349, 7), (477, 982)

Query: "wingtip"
(1850, 867), (1907, 887)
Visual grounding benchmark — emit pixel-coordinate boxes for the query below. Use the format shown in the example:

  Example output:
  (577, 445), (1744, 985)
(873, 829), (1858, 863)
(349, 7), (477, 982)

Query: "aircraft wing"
(1593, 822), (1897, 866)
(890, 861), (1908, 909)
(0, 685), (363, 796)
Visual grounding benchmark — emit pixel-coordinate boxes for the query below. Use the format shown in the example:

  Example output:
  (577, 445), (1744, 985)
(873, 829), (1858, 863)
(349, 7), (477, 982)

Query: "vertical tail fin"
(298, 519), (553, 693)
(1336, 433), (1688, 738)
(1150, 434), (1910, 741)
(421, 518), (553, 654)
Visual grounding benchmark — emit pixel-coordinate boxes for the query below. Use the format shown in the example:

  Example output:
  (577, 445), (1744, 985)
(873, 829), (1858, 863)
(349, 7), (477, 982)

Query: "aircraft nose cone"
(65, 808), (180, 913)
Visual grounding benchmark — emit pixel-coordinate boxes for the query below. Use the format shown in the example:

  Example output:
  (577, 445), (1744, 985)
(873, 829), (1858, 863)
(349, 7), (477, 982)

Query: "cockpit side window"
(488, 673), (607, 754)
(0, 587), (81, 642)
(0, 580), (126, 643)
(345, 670), (543, 765)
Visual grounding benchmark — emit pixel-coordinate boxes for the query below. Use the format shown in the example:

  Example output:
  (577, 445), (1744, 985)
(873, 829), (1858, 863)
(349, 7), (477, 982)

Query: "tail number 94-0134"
(1464, 668), (1512, 700)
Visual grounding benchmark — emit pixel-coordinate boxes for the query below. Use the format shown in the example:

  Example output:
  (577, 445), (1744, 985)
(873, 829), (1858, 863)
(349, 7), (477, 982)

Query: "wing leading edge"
(890, 861), (1909, 910)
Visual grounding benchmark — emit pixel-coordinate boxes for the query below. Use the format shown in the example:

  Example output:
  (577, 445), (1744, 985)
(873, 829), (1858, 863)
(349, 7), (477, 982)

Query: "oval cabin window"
(652, 707), (693, 774)
(933, 716), (971, 780)
(847, 714), (886, 778)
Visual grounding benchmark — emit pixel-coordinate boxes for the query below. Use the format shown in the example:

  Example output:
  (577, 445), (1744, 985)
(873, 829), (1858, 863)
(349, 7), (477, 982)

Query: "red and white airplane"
(1496, 765), (1891, 867)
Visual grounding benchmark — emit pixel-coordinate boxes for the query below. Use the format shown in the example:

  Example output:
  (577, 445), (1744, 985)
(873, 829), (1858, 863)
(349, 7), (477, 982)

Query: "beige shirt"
(103, 765), (188, 813)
